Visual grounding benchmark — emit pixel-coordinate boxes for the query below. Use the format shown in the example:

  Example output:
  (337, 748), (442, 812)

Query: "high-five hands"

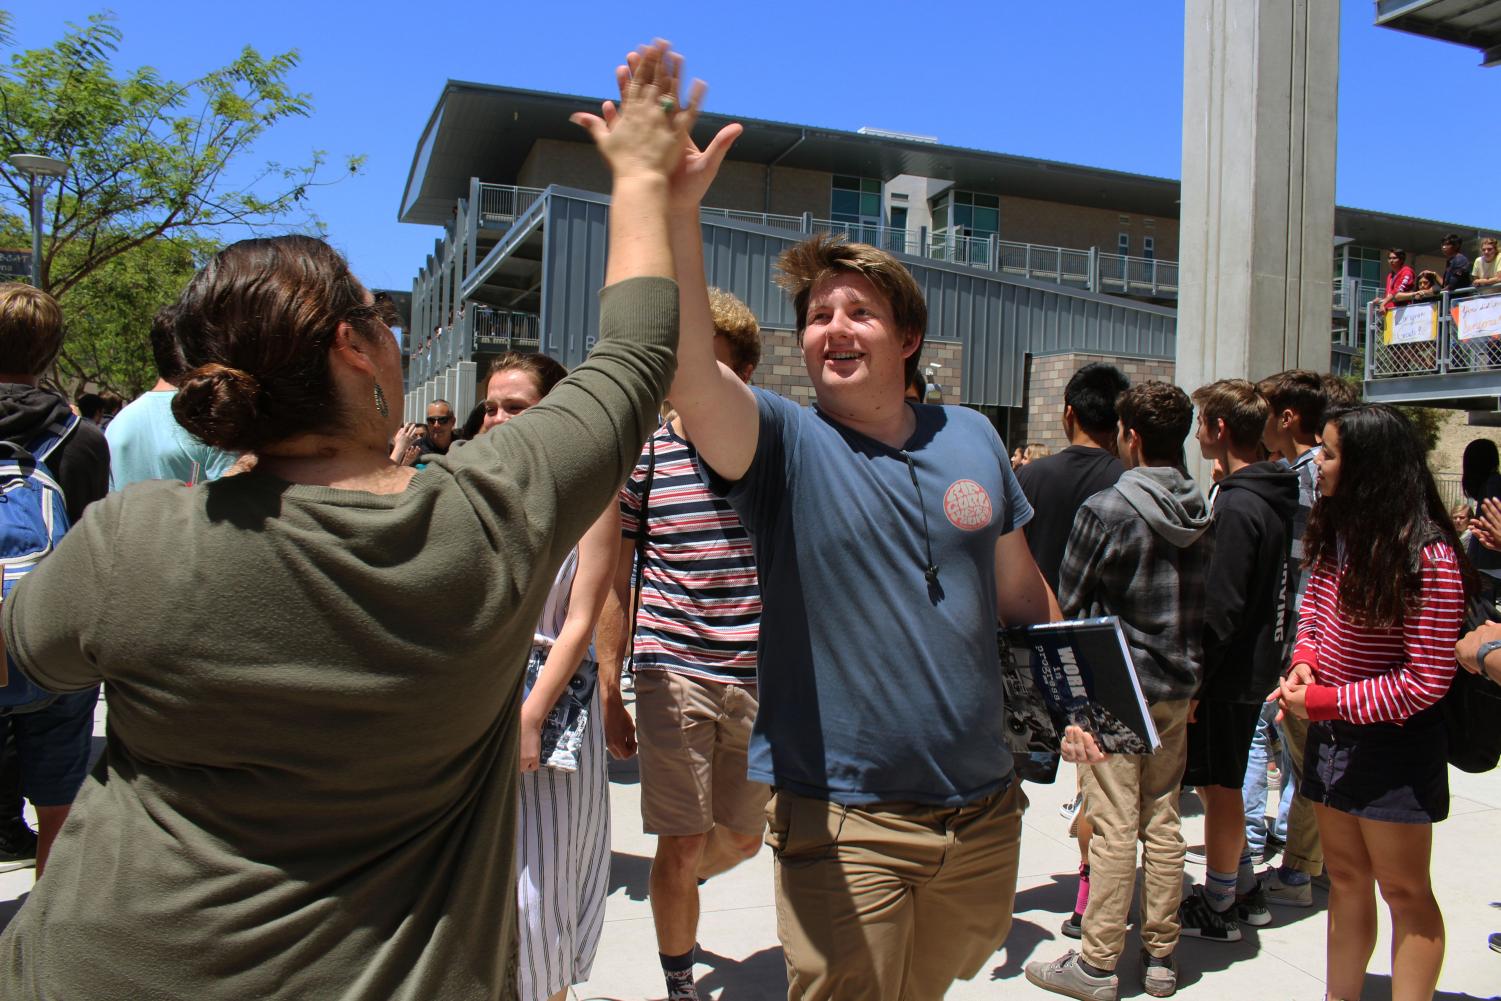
(570, 40), (703, 183)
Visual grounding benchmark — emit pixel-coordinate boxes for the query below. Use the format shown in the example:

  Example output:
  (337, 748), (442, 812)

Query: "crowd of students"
(0, 39), (1491, 1001)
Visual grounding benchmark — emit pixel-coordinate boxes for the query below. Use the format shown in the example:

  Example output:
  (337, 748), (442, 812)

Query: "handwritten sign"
(1454, 295), (1501, 342)
(1384, 302), (1437, 344)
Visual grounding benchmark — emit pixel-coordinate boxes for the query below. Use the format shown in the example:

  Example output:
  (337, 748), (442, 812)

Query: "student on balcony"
(1377, 249), (1414, 313)
(1472, 236), (1500, 288)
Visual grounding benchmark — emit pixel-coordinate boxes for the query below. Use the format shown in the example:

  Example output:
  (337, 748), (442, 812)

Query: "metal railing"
(1365, 286), (1501, 380)
(694, 207), (1179, 295)
(1097, 253), (1178, 297)
(472, 306), (540, 351)
(477, 183), (544, 228)
(1434, 473), (1464, 512)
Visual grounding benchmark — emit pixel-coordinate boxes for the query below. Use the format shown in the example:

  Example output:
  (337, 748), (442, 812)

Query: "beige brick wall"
(998, 195), (1179, 260)
(749, 329), (964, 406)
(516, 138), (609, 193)
(513, 139), (832, 220)
(1017, 352), (1177, 452)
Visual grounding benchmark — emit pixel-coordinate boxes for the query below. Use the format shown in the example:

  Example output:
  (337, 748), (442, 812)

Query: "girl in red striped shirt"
(1278, 404), (1469, 1001)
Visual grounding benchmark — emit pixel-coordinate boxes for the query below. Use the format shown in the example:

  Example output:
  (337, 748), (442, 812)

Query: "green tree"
(0, 11), (362, 394)
(1330, 371), (1443, 455)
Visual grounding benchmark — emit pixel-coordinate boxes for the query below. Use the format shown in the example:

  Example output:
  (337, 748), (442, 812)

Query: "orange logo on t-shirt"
(943, 479), (993, 531)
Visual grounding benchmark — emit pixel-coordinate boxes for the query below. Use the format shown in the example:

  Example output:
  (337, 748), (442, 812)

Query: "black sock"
(1143, 952), (1173, 969)
(1079, 958), (1113, 978)
(660, 948), (695, 975)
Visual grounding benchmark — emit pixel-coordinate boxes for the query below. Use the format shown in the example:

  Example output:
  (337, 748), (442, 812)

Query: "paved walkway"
(2, 695), (1499, 999)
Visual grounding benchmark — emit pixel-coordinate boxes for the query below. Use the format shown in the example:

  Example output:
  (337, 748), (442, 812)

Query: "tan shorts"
(634, 669), (769, 837)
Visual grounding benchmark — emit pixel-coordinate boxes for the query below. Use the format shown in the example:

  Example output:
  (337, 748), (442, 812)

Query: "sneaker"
(1186, 844), (1270, 866)
(1140, 950), (1178, 998)
(1061, 911), (1083, 939)
(1235, 884), (1272, 927)
(1024, 950), (1118, 1000)
(1259, 869), (1313, 907)
(1178, 886), (1242, 943)
(663, 968), (699, 1001)
(0, 821), (37, 874)
(1490, 932), (1501, 955)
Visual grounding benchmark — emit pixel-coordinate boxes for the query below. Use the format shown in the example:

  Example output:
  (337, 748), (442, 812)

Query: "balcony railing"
(472, 306), (540, 352)
(477, 183), (544, 228)
(696, 207), (1179, 295)
(1365, 286), (1501, 380)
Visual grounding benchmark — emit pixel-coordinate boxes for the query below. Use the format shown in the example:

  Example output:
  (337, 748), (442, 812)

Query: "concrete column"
(1177, 0), (1338, 402)
(454, 361), (479, 423)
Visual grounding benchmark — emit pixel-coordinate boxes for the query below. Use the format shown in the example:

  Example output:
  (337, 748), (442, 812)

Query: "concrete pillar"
(454, 360), (479, 423)
(1177, 0), (1338, 403)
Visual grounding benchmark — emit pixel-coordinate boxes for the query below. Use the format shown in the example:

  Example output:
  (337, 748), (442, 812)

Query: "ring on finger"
(660, 96), (675, 113)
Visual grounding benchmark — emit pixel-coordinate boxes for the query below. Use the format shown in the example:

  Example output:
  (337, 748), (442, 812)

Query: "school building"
(395, 82), (1497, 447)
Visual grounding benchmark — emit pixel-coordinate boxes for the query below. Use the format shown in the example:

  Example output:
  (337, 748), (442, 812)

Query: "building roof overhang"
(398, 81), (1499, 247)
(1375, 0), (1501, 66)
(397, 81), (1183, 225)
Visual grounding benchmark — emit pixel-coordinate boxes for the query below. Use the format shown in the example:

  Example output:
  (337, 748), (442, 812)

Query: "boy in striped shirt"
(598, 289), (766, 1001)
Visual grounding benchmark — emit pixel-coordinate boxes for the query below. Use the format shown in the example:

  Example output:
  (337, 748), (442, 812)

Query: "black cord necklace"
(903, 450), (941, 585)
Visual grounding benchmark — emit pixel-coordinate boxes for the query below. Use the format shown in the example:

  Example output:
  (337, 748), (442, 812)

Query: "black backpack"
(1442, 591), (1501, 773)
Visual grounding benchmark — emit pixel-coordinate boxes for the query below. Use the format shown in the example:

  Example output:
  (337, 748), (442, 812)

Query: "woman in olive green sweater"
(0, 40), (698, 1001)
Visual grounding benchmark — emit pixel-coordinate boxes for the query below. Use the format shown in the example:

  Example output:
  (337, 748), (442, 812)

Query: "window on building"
(1142, 237), (1155, 260)
(831, 176), (882, 225)
(1118, 233), (1130, 256)
(889, 206), (908, 231)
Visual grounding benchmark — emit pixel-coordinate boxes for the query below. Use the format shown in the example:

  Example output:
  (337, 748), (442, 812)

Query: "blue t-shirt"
(105, 391), (237, 490)
(705, 388), (1032, 806)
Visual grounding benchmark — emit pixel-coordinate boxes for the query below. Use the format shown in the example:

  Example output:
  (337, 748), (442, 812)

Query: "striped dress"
(516, 550), (610, 1001)
(1295, 541), (1465, 724)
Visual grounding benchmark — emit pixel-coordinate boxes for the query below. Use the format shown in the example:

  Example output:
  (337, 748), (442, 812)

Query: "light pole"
(7, 153), (69, 289)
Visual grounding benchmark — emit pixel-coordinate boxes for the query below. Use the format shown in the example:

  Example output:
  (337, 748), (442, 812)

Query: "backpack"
(1444, 589), (1501, 773)
(0, 414), (80, 708)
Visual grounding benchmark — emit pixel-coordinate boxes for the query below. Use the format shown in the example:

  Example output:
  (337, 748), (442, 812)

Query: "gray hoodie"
(1057, 465), (1214, 703)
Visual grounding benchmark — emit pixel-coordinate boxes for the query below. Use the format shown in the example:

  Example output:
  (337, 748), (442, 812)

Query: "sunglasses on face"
(426, 415), (454, 426)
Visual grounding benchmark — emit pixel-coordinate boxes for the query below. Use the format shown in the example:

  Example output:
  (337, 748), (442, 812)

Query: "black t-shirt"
(1443, 252), (1473, 292)
(1014, 444), (1124, 594)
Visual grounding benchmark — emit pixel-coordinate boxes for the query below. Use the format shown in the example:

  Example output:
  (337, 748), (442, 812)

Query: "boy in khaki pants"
(1026, 382), (1212, 1000)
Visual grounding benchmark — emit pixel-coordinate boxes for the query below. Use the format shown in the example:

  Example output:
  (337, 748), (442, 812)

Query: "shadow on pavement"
(608, 850), (651, 902)
(695, 945), (786, 999)
(1359, 972), (1497, 1000)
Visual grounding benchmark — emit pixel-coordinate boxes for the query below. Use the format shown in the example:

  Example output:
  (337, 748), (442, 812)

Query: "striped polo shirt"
(618, 424), (760, 684)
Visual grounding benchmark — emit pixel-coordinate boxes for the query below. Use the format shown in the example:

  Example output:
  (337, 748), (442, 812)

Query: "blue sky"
(9, 0), (1498, 290)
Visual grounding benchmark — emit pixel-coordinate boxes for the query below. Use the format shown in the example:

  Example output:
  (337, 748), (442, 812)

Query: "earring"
(373, 382), (390, 418)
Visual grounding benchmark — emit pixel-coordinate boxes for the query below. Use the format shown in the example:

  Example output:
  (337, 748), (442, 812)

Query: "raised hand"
(570, 40), (700, 184)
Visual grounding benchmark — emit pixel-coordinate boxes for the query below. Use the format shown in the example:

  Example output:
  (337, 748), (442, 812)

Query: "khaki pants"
(1279, 712), (1325, 876)
(767, 780), (1027, 1001)
(1080, 699), (1190, 970)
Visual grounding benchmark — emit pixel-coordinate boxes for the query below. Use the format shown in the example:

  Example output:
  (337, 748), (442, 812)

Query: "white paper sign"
(1388, 302), (1437, 344)
(1456, 296), (1501, 342)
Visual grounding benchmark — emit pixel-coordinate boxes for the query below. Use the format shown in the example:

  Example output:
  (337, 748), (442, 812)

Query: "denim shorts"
(1300, 704), (1448, 824)
(0, 686), (99, 806)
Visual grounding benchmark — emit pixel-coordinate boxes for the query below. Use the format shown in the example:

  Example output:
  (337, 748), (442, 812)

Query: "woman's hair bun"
(172, 362), (263, 452)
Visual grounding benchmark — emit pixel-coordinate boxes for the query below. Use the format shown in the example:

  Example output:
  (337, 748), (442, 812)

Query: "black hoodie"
(1201, 460), (1300, 702)
(0, 384), (110, 524)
